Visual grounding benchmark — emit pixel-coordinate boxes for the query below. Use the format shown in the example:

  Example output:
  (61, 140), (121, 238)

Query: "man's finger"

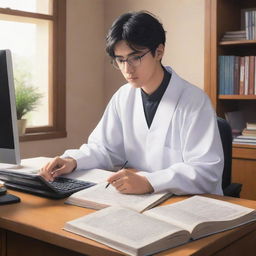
(51, 165), (66, 178)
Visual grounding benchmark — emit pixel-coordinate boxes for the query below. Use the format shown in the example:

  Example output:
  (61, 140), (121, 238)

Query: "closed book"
(242, 129), (256, 136)
(253, 11), (256, 40)
(218, 56), (225, 94)
(249, 11), (252, 40)
(234, 56), (240, 94)
(245, 11), (249, 39)
(233, 134), (256, 144)
(229, 56), (235, 94)
(239, 57), (245, 94)
(247, 122), (256, 130)
(222, 31), (246, 41)
(221, 37), (246, 41)
(233, 138), (256, 145)
(249, 56), (255, 94)
(235, 135), (256, 140)
(254, 11), (256, 40)
(255, 56), (256, 95)
(64, 196), (256, 256)
(224, 30), (246, 35)
(224, 56), (230, 94)
(244, 56), (249, 95)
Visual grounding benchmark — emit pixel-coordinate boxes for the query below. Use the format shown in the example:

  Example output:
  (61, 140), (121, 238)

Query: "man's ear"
(155, 44), (165, 60)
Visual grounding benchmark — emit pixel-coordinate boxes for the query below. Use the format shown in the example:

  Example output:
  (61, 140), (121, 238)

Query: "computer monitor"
(0, 49), (20, 165)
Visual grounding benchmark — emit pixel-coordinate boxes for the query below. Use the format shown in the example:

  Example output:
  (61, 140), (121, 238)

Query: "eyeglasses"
(112, 50), (151, 70)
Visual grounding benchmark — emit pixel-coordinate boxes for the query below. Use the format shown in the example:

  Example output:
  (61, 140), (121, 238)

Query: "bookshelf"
(205, 0), (256, 200)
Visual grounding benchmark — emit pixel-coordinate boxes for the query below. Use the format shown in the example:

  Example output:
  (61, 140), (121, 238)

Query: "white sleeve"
(62, 92), (125, 170)
(141, 96), (224, 195)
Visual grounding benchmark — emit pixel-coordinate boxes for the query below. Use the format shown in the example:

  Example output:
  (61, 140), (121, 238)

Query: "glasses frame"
(112, 49), (151, 70)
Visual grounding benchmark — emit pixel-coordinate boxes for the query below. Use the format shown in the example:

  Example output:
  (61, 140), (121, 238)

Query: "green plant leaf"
(15, 84), (43, 120)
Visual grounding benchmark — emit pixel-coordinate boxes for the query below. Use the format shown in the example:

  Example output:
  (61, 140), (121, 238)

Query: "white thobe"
(63, 67), (224, 195)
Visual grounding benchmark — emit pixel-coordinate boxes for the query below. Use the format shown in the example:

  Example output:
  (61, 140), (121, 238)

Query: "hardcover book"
(64, 196), (256, 256)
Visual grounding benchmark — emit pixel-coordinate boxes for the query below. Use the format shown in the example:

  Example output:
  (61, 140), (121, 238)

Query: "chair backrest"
(217, 117), (233, 190)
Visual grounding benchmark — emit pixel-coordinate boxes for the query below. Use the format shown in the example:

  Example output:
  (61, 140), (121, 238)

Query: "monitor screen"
(0, 50), (20, 165)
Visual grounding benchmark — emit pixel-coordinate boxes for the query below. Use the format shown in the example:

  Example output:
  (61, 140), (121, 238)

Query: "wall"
(104, 0), (205, 102)
(20, 0), (205, 158)
(20, 0), (105, 158)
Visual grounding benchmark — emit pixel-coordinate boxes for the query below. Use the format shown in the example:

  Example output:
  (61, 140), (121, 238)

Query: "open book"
(65, 182), (172, 212)
(64, 196), (256, 256)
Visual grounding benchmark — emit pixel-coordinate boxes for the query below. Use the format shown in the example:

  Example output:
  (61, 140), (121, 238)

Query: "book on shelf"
(221, 30), (246, 41)
(218, 55), (256, 95)
(234, 56), (240, 94)
(233, 135), (256, 145)
(249, 56), (255, 94)
(241, 9), (256, 40)
(233, 121), (256, 143)
(64, 195), (256, 256)
(240, 56), (245, 94)
(65, 182), (172, 213)
(244, 56), (249, 95)
(246, 122), (256, 130)
(242, 129), (256, 136)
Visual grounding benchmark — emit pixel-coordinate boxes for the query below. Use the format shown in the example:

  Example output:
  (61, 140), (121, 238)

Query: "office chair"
(217, 117), (242, 197)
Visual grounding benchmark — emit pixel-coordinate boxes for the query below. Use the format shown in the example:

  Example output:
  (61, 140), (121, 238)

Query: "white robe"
(63, 67), (224, 195)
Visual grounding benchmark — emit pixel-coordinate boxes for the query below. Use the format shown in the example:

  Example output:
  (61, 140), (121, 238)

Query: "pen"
(105, 160), (128, 189)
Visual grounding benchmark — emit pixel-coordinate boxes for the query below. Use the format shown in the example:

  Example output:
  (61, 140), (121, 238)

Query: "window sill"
(19, 130), (67, 142)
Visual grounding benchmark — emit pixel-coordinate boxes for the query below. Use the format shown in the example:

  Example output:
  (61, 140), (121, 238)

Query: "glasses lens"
(129, 56), (142, 67)
(112, 59), (120, 70)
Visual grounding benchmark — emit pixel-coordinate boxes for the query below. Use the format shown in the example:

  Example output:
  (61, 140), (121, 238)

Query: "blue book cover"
(218, 56), (224, 95)
(229, 56), (235, 95)
(224, 56), (229, 95)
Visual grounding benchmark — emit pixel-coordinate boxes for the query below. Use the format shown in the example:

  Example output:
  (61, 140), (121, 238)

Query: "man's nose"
(123, 61), (134, 74)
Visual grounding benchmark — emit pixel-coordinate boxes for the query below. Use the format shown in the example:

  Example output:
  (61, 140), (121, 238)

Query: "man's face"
(113, 40), (163, 90)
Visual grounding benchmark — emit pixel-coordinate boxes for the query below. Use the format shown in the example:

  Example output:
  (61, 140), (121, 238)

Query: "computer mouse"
(0, 186), (7, 195)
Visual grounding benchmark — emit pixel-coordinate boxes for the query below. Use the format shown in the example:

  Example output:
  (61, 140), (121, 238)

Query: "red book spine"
(249, 56), (255, 94)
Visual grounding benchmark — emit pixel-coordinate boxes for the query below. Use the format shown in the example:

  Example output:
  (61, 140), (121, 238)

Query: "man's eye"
(131, 56), (141, 61)
(116, 59), (125, 63)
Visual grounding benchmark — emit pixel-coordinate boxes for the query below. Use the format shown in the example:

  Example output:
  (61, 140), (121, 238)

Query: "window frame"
(0, 0), (66, 142)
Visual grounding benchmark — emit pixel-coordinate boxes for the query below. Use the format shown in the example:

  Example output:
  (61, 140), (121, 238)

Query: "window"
(0, 0), (66, 141)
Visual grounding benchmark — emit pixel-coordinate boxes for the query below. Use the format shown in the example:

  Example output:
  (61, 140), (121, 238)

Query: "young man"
(40, 11), (224, 195)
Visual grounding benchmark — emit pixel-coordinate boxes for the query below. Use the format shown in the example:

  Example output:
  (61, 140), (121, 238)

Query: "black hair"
(106, 11), (166, 58)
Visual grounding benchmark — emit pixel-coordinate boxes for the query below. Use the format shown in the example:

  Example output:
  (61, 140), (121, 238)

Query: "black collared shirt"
(141, 68), (171, 128)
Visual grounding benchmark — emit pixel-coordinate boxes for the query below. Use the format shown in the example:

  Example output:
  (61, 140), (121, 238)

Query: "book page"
(66, 182), (172, 212)
(64, 206), (190, 256)
(144, 196), (256, 238)
(0, 157), (52, 174)
(65, 169), (113, 184)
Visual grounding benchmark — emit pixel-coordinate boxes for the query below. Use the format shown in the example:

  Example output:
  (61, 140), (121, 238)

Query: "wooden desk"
(0, 191), (256, 256)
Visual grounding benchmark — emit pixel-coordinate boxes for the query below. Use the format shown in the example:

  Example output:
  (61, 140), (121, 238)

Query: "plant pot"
(17, 119), (27, 136)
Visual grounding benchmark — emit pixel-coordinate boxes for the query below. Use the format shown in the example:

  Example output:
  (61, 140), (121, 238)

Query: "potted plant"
(15, 83), (43, 136)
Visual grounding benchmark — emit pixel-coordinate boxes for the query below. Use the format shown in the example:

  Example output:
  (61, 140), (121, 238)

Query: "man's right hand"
(39, 156), (77, 181)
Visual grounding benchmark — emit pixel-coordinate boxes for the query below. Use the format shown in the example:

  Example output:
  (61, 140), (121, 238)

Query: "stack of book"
(233, 122), (256, 145)
(221, 9), (256, 42)
(218, 55), (256, 95)
(221, 30), (246, 41)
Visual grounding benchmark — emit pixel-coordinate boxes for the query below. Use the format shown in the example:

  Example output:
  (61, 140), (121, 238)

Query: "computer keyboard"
(49, 177), (93, 192)
(0, 170), (96, 199)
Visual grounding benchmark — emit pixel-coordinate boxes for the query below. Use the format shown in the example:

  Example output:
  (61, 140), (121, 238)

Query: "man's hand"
(39, 156), (77, 181)
(107, 168), (153, 194)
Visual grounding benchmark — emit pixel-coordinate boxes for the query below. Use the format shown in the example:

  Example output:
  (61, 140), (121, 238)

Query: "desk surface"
(0, 190), (256, 256)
